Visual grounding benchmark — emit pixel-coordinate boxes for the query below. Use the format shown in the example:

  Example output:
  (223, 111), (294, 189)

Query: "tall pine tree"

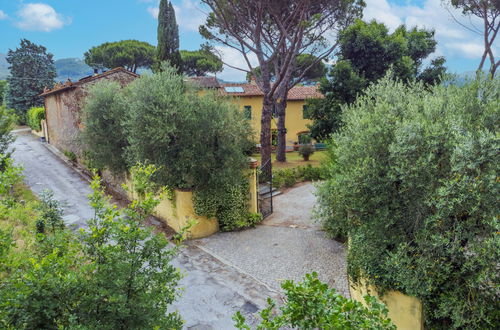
(156, 0), (181, 71)
(6, 39), (56, 122)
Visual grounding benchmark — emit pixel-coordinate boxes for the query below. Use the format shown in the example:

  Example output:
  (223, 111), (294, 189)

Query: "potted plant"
(298, 144), (315, 161)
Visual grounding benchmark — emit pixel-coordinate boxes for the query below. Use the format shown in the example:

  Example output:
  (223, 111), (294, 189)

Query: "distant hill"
(55, 58), (93, 82)
(0, 55), (94, 82)
(0, 53), (9, 80)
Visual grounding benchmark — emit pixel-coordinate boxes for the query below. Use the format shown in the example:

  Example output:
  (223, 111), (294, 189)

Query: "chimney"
(249, 75), (257, 85)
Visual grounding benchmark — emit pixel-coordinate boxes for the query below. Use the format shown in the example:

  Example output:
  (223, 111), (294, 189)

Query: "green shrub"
(0, 105), (15, 156)
(27, 106), (45, 131)
(316, 76), (500, 329)
(298, 144), (315, 160)
(0, 166), (183, 329)
(234, 272), (395, 329)
(272, 168), (297, 189)
(296, 164), (325, 181)
(81, 81), (129, 174)
(63, 150), (77, 162)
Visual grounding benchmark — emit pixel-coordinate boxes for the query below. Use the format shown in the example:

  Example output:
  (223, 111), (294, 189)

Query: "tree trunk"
(276, 98), (287, 162)
(260, 95), (273, 172)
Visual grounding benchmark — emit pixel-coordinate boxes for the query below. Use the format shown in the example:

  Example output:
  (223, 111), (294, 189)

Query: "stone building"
(40, 67), (138, 156)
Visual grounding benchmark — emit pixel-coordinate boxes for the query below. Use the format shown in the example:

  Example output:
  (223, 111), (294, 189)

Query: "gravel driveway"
(194, 182), (350, 297)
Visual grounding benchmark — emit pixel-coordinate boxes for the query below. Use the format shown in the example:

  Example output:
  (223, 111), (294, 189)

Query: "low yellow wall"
(349, 278), (423, 330)
(124, 162), (259, 239)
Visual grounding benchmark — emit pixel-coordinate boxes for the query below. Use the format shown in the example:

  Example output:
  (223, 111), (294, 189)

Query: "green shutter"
(303, 105), (310, 119)
(244, 106), (252, 119)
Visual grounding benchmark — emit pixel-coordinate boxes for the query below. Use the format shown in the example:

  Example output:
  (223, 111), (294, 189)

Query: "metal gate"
(258, 159), (273, 218)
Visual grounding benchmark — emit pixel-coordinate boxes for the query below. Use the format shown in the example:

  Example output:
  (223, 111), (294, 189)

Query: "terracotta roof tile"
(219, 83), (323, 100)
(40, 67), (139, 97)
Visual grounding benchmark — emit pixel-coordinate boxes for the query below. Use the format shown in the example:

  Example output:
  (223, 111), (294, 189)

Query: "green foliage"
(124, 65), (252, 190)
(5, 39), (56, 122)
(307, 20), (447, 141)
(272, 165), (325, 189)
(316, 76), (500, 328)
(234, 272), (395, 329)
(26, 106), (45, 131)
(0, 106), (15, 156)
(63, 150), (77, 162)
(246, 53), (327, 84)
(0, 80), (6, 105)
(193, 176), (262, 231)
(298, 144), (315, 160)
(0, 165), (183, 329)
(157, 0), (182, 71)
(36, 190), (64, 234)
(81, 81), (129, 174)
(181, 48), (223, 76)
(84, 40), (155, 73)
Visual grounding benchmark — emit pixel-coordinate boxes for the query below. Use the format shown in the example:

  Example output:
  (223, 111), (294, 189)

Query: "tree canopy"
(246, 54), (327, 84)
(180, 49), (223, 76)
(5, 39), (56, 121)
(157, 0), (182, 70)
(84, 40), (155, 73)
(0, 81), (6, 105)
(200, 0), (364, 166)
(307, 20), (447, 141)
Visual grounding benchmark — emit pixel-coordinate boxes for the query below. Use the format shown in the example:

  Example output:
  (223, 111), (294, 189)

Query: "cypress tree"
(156, 0), (182, 71)
(6, 39), (56, 122)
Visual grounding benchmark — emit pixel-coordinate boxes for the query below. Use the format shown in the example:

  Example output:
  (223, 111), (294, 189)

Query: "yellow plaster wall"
(349, 278), (424, 330)
(229, 96), (313, 145)
(124, 164), (259, 239)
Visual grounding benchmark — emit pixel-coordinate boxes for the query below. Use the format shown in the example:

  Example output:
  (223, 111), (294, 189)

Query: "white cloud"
(363, 0), (402, 30)
(147, 6), (159, 18)
(15, 3), (70, 32)
(0, 10), (7, 20)
(446, 42), (485, 59)
(146, 0), (207, 32)
(364, 0), (488, 61)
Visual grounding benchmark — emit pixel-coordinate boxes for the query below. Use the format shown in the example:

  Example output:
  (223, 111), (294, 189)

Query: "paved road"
(10, 131), (278, 329)
(11, 130), (93, 229)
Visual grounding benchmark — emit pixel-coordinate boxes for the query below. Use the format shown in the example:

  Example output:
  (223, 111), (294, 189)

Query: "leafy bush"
(81, 81), (129, 174)
(27, 106), (45, 131)
(296, 164), (325, 181)
(316, 76), (500, 329)
(0, 105), (14, 156)
(63, 150), (77, 162)
(234, 272), (395, 329)
(298, 144), (315, 160)
(0, 166), (183, 329)
(272, 165), (326, 189)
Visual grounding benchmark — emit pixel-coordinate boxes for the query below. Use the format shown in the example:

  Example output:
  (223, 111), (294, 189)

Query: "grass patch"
(252, 151), (326, 169)
(0, 183), (39, 253)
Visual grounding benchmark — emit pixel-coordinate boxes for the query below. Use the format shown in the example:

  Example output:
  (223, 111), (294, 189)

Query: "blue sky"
(0, 0), (496, 81)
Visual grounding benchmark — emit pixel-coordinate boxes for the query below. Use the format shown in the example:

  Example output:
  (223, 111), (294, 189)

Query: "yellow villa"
(189, 76), (323, 147)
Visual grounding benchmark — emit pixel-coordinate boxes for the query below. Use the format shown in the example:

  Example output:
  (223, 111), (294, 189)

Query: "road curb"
(41, 141), (93, 184)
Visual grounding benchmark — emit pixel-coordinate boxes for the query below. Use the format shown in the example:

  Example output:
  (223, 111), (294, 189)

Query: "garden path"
(194, 182), (350, 297)
(10, 131), (278, 329)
